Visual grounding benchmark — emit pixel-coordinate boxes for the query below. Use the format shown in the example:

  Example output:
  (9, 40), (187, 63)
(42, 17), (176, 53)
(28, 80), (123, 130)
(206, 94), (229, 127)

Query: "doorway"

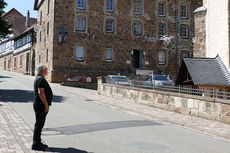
(3, 58), (6, 70)
(132, 50), (143, 69)
(26, 52), (30, 73)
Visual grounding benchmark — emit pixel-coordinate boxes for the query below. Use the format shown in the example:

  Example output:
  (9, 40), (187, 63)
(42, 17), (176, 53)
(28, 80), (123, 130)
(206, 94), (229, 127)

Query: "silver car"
(143, 75), (174, 87)
(106, 75), (132, 86)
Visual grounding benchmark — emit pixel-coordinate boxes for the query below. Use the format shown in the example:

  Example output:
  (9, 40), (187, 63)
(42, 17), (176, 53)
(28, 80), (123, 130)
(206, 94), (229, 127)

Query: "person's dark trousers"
(33, 101), (48, 145)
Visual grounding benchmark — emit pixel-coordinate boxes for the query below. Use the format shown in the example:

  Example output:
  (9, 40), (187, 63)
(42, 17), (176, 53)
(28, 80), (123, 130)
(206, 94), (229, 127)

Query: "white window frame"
(133, 0), (143, 15)
(76, 17), (86, 31)
(77, 0), (85, 9)
(180, 25), (189, 39)
(158, 3), (166, 17)
(181, 5), (188, 19)
(105, 19), (114, 33)
(76, 46), (85, 61)
(105, 48), (114, 62)
(106, 0), (114, 12)
(158, 50), (167, 65)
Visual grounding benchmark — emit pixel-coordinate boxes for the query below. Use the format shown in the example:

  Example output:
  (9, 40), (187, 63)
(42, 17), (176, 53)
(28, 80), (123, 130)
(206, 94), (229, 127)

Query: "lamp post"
(175, 0), (179, 75)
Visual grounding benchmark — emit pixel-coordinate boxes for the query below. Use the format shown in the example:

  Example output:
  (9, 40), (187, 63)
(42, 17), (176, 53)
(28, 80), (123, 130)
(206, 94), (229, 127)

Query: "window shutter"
(76, 46), (84, 60)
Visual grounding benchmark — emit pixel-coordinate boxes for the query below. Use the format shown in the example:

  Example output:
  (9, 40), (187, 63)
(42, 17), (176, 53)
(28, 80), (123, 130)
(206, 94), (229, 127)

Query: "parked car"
(106, 75), (133, 86)
(143, 75), (174, 87)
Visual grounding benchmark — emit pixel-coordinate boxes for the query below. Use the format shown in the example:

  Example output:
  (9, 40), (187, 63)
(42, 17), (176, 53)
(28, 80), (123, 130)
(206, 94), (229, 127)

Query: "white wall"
(204, 0), (230, 69)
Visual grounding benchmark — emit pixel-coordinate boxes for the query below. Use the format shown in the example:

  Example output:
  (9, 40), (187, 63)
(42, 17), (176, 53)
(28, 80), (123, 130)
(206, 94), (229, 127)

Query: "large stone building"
(34, 0), (202, 82)
(193, 0), (230, 71)
(0, 9), (37, 75)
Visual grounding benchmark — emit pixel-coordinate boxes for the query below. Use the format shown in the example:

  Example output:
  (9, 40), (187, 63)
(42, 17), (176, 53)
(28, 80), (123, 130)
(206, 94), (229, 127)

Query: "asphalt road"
(1, 70), (230, 153)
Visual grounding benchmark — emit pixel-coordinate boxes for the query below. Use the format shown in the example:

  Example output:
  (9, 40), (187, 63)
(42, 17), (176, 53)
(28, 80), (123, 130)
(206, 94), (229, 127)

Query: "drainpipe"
(175, 0), (179, 75)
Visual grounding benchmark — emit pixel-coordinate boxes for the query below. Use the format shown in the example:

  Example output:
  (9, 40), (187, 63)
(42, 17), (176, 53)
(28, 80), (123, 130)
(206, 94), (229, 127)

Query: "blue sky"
(4, 0), (38, 18)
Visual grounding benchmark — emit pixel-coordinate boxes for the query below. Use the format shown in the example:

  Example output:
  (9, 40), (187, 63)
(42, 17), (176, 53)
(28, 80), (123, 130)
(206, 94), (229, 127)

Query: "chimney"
(26, 10), (30, 27)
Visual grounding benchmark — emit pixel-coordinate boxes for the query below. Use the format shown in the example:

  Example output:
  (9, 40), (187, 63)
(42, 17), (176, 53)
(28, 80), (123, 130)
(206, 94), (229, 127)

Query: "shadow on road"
(47, 147), (88, 153)
(44, 120), (162, 135)
(0, 89), (64, 103)
(0, 75), (12, 79)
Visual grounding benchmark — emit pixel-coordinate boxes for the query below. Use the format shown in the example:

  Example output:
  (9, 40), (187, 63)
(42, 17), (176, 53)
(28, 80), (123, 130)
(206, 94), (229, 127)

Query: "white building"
(194, 0), (230, 70)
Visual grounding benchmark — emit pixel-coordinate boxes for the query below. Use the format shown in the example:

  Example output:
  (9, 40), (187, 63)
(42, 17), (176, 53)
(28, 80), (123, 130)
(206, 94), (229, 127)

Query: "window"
(76, 46), (84, 61)
(14, 42), (17, 49)
(7, 58), (11, 69)
(106, 0), (114, 12)
(105, 19), (114, 33)
(19, 39), (23, 47)
(48, 0), (50, 14)
(14, 57), (17, 67)
(133, 21), (143, 35)
(76, 17), (86, 31)
(158, 50), (166, 65)
(158, 3), (166, 16)
(20, 55), (23, 66)
(180, 25), (189, 39)
(181, 5), (188, 19)
(27, 34), (32, 43)
(77, 0), (85, 9)
(39, 55), (41, 63)
(23, 36), (27, 45)
(158, 23), (166, 37)
(105, 48), (113, 62)
(47, 22), (49, 35)
(40, 11), (42, 25)
(39, 31), (42, 42)
(46, 49), (49, 62)
(133, 0), (143, 15)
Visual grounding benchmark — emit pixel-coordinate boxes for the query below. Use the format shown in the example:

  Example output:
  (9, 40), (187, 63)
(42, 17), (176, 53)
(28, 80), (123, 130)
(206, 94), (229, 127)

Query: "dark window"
(105, 19), (114, 33)
(158, 3), (166, 16)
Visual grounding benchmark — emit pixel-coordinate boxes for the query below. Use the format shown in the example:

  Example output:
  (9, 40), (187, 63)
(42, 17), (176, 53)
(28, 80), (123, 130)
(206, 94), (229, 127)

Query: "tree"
(0, 0), (12, 39)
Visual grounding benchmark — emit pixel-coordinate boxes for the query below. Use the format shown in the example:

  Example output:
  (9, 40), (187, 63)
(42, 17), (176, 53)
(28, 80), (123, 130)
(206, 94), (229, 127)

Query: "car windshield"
(112, 76), (129, 81)
(153, 76), (169, 81)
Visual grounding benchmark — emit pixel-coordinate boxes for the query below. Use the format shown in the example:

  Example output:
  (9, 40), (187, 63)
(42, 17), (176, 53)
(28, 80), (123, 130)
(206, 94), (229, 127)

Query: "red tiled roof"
(3, 9), (37, 37)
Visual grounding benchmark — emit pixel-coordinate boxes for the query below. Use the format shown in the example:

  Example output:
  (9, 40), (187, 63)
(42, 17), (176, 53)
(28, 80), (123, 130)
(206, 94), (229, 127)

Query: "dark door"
(31, 50), (35, 76)
(3, 59), (6, 70)
(132, 50), (140, 68)
(26, 53), (30, 73)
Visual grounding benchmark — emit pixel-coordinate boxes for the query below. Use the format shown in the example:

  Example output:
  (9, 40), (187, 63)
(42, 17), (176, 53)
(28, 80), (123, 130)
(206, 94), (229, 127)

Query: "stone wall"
(0, 53), (13, 71)
(97, 77), (230, 125)
(36, 0), (55, 81)
(193, 7), (207, 57)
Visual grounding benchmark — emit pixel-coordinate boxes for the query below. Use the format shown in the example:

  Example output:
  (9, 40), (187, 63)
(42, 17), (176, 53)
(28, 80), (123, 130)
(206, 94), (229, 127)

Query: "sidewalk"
(0, 101), (51, 153)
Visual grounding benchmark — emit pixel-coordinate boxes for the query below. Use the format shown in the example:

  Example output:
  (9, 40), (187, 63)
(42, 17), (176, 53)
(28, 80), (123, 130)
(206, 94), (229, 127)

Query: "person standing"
(32, 65), (53, 151)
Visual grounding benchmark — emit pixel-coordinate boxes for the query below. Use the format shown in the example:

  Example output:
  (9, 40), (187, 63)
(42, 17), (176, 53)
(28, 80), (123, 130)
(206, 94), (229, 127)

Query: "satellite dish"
(34, 26), (39, 33)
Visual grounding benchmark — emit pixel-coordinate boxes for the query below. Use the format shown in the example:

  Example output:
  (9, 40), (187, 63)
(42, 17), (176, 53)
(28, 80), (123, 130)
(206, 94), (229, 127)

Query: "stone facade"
(193, 7), (206, 57)
(35, 0), (202, 82)
(98, 78), (230, 125)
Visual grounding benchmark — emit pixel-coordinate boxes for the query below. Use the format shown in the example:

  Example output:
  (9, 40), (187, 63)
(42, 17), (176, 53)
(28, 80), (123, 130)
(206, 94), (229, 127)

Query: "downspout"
(175, 0), (179, 75)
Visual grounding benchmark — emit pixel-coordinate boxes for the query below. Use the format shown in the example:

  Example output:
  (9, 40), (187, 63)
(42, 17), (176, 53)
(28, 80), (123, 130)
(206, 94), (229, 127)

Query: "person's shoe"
(31, 144), (47, 151)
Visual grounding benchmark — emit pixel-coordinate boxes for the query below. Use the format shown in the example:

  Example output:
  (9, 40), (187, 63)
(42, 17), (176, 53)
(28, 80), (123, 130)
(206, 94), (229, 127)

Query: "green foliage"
(0, 0), (12, 39)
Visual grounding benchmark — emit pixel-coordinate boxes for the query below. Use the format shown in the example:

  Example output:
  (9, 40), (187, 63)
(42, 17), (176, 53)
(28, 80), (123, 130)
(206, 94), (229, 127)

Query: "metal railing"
(107, 80), (230, 100)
